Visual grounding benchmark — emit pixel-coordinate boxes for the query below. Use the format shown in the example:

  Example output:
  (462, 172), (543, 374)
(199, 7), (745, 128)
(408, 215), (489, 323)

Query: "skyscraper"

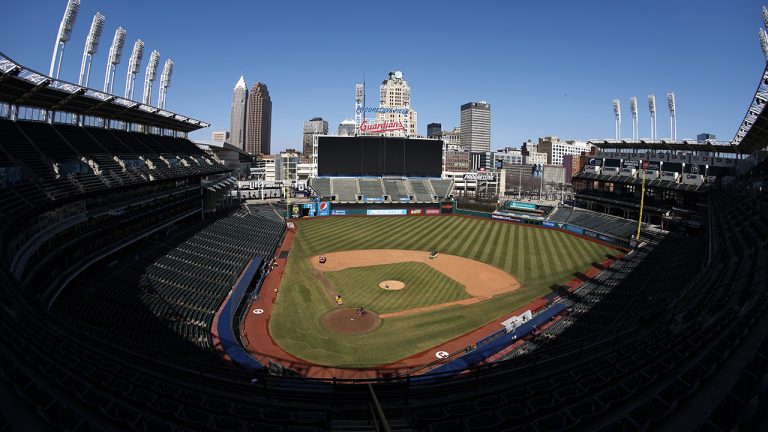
(230, 76), (248, 150)
(375, 71), (417, 136)
(427, 123), (442, 138)
(338, 119), (356, 136)
(245, 82), (272, 155)
(302, 117), (328, 158)
(460, 101), (491, 153)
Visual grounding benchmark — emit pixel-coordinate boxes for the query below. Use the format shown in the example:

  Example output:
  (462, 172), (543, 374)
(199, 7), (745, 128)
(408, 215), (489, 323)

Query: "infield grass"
(326, 262), (471, 314)
(270, 215), (618, 366)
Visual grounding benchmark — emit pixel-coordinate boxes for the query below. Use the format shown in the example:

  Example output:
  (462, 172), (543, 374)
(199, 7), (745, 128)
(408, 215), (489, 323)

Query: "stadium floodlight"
(763, 6), (768, 29)
(124, 39), (144, 100)
(612, 99), (621, 141)
(78, 12), (105, 87)
(157, 59), (174, 109)
(667, 92), (677, 141)
(648, 94), (657, 141)
(760, 28), (768, 61)
(49, 0), (81, 79)
(142, 50), (160, 106)
(103, 27), (126, 94)
(630, 96), (639, 141)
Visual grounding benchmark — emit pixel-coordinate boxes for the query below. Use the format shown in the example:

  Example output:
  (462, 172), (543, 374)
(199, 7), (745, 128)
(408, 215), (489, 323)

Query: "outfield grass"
(325, 262), (471, 314)
(269, 215), (618, 367)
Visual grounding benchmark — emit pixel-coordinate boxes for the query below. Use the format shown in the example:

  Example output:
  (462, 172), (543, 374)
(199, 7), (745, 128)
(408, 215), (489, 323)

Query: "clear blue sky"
(1, 0), (765, 152)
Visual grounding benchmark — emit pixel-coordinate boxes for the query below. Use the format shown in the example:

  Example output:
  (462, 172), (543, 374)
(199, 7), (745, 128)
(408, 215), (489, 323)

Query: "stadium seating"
(547, 205), (638, 239)
(429, 179), (453, 199)
(358, 178), (385, 201)
(383, 178), (411, 201)
(310, 177), (332, 199)
(331, 178), (359, 202)
(408, 179), (436, 202)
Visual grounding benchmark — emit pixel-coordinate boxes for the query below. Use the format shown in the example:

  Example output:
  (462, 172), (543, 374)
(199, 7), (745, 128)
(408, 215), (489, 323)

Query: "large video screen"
(318, 136), (443, 177)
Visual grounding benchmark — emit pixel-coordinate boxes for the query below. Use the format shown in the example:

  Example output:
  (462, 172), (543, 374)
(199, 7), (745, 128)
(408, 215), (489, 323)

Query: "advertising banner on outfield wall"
(331, 210), (346, 216)
(426, 208), (441, 215)
(491, 214), (521, 222)
(367, 209), (408, 216)
(318, 202), (330, 216)
(566, 224), (585, 235)
(409, 209), (424, 215)
(542, 221), (556, 228)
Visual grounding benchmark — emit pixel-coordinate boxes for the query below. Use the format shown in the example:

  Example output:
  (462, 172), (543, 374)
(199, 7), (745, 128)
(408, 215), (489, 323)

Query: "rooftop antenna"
(612, 99), (621, 140)
(630, 96), (638, 141)
(142, 50), (160, 106)
(103, 27), (126, 94)
(157, 59), (173, 109)
(648, 95), (657, 141)
(355, 83), (364, 134)
(124, 39), (144, 100)
(667, 92), (676, 141)
(49, 0), (81, 79)
(78, 12), (105, 87)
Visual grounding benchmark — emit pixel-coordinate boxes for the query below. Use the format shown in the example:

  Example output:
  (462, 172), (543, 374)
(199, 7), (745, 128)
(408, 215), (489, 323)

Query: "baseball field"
(269, 215), (618, 367)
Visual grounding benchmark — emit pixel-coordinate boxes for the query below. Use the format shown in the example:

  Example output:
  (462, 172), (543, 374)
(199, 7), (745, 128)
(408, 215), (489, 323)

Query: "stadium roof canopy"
(0, 51), (208, 133)
(587, 139), (742, 154)
(731, 64), (768, 154)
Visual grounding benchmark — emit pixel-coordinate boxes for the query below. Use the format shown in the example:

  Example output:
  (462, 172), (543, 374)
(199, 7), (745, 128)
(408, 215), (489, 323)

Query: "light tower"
(124, 39), (144, 100)
(630, 96), (639, 141)
(648, 95), (657, 141)
(355, 83), (364, 134)
(78, 12), (105, 87)
(103, 27), (126, 94)
(667, 92), (676, 141)
(142, 50), (160, 106)
(157, 59), (173, 109)
(49, 0), (81, 79)
(760, 28), (768, 60)
(763, 6), (768, 29)
(612, 99), (621, 140)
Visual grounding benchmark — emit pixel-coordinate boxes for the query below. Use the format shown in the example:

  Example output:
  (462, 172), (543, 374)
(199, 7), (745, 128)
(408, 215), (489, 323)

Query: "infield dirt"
(311, 249), (522, 318)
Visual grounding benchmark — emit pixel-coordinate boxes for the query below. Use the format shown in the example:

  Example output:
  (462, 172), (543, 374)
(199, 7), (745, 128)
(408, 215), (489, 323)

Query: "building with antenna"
(245, 82), (272, 155)
(230, 76), (248, 150)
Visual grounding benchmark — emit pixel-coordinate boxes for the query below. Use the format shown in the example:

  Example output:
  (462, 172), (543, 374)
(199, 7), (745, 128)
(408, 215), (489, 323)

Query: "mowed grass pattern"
(270, 215), (619, 366)
(325, 262), (471, 314)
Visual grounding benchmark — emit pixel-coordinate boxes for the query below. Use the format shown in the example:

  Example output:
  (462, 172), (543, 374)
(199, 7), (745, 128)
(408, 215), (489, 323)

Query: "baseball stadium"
(1, 2), (768, 432)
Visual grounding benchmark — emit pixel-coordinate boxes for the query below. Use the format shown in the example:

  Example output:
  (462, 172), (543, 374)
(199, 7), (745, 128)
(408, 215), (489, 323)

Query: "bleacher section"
(331, 178), (359, 202)
(408, 179), (435, 202)
(548, 205), (638, 239)
(311, 177), (332, 199)
(383, 178), (411, 201)
(310, 177), (452, 203)
(429, 179), (453, 199)
(358, 178), (385, 201)
(56, 208), (285, 356)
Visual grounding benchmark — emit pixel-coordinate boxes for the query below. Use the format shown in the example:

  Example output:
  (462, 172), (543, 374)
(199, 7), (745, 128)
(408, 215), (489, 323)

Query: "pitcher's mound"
(322, 308), (381, 334)
(379, 280), (405, 290)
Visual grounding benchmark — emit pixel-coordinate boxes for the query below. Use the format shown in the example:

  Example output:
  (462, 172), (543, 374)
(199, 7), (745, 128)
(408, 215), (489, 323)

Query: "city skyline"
(0, 0), (765, 154)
